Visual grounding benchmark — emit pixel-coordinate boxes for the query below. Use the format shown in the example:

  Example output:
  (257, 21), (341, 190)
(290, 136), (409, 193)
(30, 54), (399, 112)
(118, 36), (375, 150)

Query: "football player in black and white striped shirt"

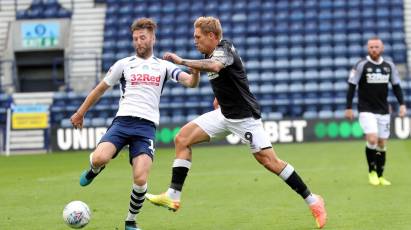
(345, 37), (407, 186)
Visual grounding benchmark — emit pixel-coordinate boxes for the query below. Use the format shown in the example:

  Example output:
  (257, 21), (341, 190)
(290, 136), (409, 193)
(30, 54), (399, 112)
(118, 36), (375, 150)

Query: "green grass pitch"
(1, 139), (411, 229)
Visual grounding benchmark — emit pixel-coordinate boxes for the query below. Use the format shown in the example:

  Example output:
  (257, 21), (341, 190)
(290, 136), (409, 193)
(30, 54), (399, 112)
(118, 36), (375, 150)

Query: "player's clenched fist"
(70, 112), (84, 129)
(163, 52), (183, 65)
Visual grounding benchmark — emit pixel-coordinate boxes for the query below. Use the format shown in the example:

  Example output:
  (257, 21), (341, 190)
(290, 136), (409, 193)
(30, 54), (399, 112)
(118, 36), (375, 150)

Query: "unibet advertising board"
(51, 117), (411, 151)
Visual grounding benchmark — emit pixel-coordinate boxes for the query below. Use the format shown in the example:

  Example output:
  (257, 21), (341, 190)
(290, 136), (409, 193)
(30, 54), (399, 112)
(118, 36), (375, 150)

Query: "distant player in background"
(70, 18), (200, 230)
(345, 37), (407, 186)
(145, 16), (327, 229)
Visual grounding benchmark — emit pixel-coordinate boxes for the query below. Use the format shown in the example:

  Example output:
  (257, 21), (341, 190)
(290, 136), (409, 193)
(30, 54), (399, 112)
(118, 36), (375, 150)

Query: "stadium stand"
(55, 0), (411, 123)
(15, 0), (72, 19)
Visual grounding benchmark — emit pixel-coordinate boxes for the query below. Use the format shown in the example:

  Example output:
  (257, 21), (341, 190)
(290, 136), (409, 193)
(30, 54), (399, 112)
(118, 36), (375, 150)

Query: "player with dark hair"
(70, 18), (200, 230)
(145, 16), (327, 229)
(345, 37), (407, 186)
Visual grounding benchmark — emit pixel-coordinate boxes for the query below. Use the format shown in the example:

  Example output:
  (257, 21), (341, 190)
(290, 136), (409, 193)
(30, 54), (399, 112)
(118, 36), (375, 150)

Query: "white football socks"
(304, 194), (318, 206)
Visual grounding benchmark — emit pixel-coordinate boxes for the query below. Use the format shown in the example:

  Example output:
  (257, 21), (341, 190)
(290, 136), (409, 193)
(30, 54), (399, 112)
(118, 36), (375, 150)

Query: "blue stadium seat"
(333, 45), (348, 58)
(318, 110), (333, 119)
(303, 110), (318, 119)
(91, 117), (106, 126)
(275, 35), (289, 46)
(290, 70), (304, 83)
(16, 0), (72, 19)
(247, 72), (260, 83)
(261, 46), (275, 59)
(261, 36), (275, 46)
(289, 82), (304, 94)
(261, 60), (275, 71)
(334, 33), (347, 43)
(348, 33), (362, 43)
(304, 82), (319, 95)
(334, 69), (349, 81)
(304, 70), (319, 83)
(303, 91), (319, 108)
(245, 60), (260, 71)
(319, 21), (333, 33)
(319, 58), (333, 69)
(319, 69), (334, 82)
(266, 112), (283, 120)
(347, 20), (361, 32)
(106, 117), (115, 126)
(273, 71), (289, 83)
(319, 45), (333, 57)
(304, 58), (318, 69)
(272, 59), (290, 71)
(290, 46), (304, 58)
(275, 47), (288, 59)
(334, 57), (349, 68)
(319, 81), (334, 93)
(289, 59), (304, 70)
(348, 44), (364, 57)
(60, 119), (72, 128)
(349, 57), (361, 66)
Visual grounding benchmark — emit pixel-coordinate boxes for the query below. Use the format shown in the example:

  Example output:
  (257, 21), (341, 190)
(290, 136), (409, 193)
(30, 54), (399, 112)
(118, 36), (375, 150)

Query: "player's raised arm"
(164, 52), (224, 73)
(70, 81), (110, 129)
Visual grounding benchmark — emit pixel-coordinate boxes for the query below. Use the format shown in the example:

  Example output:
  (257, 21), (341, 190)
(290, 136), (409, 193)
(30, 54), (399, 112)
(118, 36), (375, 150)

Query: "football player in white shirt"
(70, 18), (200, 230)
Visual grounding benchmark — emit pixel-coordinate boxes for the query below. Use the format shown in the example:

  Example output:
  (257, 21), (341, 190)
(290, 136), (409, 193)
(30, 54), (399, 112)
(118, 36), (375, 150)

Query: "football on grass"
(62, 201), (91, 229)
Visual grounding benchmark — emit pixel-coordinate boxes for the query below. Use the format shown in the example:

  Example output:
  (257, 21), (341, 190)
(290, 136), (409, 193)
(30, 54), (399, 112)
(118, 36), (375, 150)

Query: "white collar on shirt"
(135, 54), (154, 60)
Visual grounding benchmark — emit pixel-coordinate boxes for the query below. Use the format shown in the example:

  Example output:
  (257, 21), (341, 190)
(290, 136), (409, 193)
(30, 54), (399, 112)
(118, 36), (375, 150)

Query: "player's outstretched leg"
(254, 149), (327, 228)
(79, 165), (105, 186)
(309, 194), (327, 229)
(79, 153), (106, 186)
(145, 159), (190, 211)
(279, 164), (327, 229)
(79, 143), (116, 186)
(145, 193), (180, 212)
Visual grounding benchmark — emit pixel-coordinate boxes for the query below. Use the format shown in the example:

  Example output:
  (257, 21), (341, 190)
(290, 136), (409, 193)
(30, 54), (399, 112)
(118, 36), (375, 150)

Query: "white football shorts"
(192, 108), (272, 153)
(358, 112), (391, 139)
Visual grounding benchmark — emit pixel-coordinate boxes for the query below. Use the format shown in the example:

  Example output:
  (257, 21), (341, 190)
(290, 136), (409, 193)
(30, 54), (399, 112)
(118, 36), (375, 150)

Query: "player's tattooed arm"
(163, 52), (223, 72)
(178, 68), (200, 88)
(181, 59), (224, 73)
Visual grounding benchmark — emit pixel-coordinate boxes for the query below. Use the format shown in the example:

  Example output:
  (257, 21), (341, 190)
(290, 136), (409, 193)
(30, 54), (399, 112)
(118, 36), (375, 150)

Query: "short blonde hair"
(194, 16), (223, 40)
(368, 36), (382, 42)
(130, 17), (157, 33)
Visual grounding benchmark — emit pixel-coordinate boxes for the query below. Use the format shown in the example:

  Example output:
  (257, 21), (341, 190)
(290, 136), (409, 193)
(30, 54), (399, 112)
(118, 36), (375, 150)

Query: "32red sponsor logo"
(130, 73), (161, 86)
